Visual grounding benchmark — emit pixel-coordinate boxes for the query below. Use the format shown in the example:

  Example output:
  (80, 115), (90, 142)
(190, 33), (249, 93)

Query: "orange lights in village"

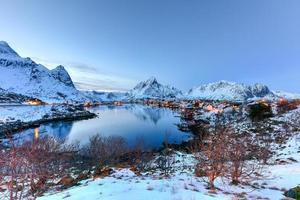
(26, 99), (43, 105)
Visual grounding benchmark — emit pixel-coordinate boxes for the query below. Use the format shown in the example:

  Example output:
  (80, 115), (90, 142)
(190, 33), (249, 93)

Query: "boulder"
(58, 175), (77, 188)
(93, 167), (114, 179)
(284, 186), (300, 199)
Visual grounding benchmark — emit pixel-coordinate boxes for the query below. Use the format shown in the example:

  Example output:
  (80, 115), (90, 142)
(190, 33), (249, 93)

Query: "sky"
(0, 0), (299, 92)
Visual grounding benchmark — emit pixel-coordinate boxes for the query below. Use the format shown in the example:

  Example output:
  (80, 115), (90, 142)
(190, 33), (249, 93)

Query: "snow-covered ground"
(0, 105), (53, 123)
(38, 135), (300, 200)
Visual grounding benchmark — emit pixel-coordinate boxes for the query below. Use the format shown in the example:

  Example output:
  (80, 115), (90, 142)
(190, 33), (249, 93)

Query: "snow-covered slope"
(128, 77), (182, 99)
(0, 41), (87, 103)
(187, 81), (274, 101)
(0, 87), (36, 104)
(273, 91), (300, 100)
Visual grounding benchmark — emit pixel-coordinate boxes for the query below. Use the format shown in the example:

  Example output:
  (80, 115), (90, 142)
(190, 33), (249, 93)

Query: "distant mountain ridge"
(83, 90), (127, 102)
(187, 80), (274, 101)
(0, 41), (298, 103)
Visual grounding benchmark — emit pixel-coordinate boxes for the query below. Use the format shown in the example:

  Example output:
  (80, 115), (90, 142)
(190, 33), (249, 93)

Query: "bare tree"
(225, 132), (265, 185)
(194, 126), (229, 190)
(194, 125), (269, 189)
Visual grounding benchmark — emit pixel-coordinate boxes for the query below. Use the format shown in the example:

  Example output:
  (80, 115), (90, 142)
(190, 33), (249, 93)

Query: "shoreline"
(0, 105), (97, 137)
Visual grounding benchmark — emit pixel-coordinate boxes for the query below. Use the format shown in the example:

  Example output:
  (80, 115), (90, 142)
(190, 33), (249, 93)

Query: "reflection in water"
(34, 128), (39, 140)
(13, 121), (74, 143)
(128, 105), (165, 124)
(15, 105), (191, 149)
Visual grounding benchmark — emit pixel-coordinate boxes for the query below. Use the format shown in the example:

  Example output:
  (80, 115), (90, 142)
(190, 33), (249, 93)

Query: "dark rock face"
(251, 83), (271, 97)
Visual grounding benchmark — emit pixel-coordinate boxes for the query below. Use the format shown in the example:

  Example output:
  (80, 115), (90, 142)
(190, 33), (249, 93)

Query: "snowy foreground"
(38, 135), (300, 200)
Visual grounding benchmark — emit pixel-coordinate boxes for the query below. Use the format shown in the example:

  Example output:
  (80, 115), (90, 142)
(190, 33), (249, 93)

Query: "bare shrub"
(277, 98), (300, 114)
(155, 133), (175, 176)
(194, 126), (229, 190)
(155, 149), (175, 176)
(194, 126), (269, 189)
(225, 132), (265, 185)
(80, 134), (128, 168)
(129, 137), (154, 171)
(0, 136), (75, 200)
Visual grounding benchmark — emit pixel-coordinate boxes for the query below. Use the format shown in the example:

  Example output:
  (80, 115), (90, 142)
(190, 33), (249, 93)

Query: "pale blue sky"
(0, 0), (299, 92)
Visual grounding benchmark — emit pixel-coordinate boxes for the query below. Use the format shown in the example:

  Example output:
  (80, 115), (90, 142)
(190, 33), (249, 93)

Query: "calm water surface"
(15, 105), (192, 149)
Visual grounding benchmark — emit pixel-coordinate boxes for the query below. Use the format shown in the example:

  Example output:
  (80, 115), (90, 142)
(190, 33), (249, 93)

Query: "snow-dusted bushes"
(193, 127), (229, 189)
(277, 99), (300, 114)
(80, 134), (128, 168)
(193, 126), (269, 189)
(0, 137), (77, 199)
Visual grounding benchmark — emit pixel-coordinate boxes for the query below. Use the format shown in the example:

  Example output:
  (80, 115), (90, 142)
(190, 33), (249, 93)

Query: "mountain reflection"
(127, 105), (167, 124)
(94, 105), (168, 125)
(39, 121), (73, 138)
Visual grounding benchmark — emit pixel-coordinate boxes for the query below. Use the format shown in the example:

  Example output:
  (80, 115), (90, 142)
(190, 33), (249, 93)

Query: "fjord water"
(17, 105), (191, 149)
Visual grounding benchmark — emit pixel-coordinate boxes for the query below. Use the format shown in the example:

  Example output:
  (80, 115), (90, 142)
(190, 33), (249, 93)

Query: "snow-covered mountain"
(0, 41), (87, 103)
(187, 81), (274, 102)
(128, 77), (183, 99)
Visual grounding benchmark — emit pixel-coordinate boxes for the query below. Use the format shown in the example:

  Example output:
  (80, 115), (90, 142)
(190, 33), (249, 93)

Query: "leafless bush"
(80, 134), (128, 168)
(277, 99), (300, 114)
(0, 136), (75, 200)
(155, 133), (175, 176)
(225, 132), (265, 185)
(194, 126), (270, 189)
(194, 127), (228, 190)
(155, 149), (175, 176)
(130, 137), (154, 171)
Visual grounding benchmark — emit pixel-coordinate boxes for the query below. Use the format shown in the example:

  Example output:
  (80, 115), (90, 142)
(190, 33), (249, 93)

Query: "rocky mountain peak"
(0, 41), (19, 57)
(130, 77), (182, 99)
(50, 65), (75, 88)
